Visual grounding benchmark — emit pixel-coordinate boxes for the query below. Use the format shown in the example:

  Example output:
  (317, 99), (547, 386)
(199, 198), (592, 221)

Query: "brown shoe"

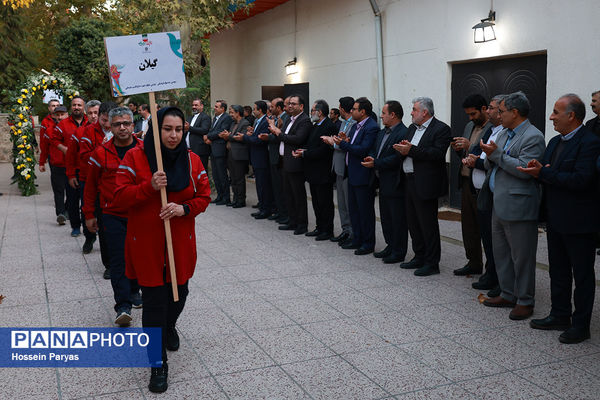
(509, 305), (534, 320)
(483, 296), (516, 308)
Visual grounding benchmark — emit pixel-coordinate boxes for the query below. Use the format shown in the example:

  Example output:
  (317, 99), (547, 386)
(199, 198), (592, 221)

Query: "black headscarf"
(144, 106), (190, 192)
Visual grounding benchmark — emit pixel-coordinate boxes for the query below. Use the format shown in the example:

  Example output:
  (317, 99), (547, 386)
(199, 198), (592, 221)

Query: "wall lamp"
(285, 57), (298, 75)
(473, 10), (496, 43)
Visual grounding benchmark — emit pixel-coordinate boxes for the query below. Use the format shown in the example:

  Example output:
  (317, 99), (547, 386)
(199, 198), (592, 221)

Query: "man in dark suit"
(185, 99), (211, 169)
(207, 100), (233, 205)
(519, 94), (600, 343)
(335, 97), (379, 255)
(237, 101), (273, 218)
(362, 100), (408, 263)
(220, 105), (250, 207)
(264, 97), (288, 223)
(294, 100), (336, 241)
(330, 108), (342, 133)
(584, 90), (600, 136)
(394, 97), (452, 276)
(268, 94), (312, 235)
(451, 94), (493, 277)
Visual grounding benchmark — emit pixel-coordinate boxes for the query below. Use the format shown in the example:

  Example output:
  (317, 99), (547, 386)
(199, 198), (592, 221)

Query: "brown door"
(261, 86), (284, 101)
(448, 53), (547, 207)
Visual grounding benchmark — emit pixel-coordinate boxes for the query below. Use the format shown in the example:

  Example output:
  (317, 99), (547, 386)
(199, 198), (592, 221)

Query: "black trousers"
(228, 154), (248, 204)
(270, 162), (287, 217)
(309, 181), (334, 234)
(49, 165), (67, 216)
(96, 197), (110, 268)
(460, 177), (483, 268)
(141, 281), (189, 363)
(405, 175), (441, 266)
(379, 194), (408, 258)
(254, 167), (273, 214)
(477, 205), (497, 283)
(210, 155), (230, 201)
(79, 181), (96, 241)
(67, 172), (81, 230)
(348, 184), (375, 250)
(199, 154), (210, 173)
(103, 214), (139, 312)
(547, 228), (596, 329)
(283, 170), (308, 228)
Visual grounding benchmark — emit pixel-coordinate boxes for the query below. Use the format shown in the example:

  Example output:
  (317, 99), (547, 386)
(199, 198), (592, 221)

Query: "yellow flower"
(25, 106), (29, 110)
(42, 79), (46, 84)
(18, 114), (24, 119)
(17, 144), (24, 149)
(18, 150), (25, 155)
(17, 99), (22, 104)
(21, 94), (26, 99)
(26, 175), (31, 180)
(52, 80), (57, 84)
(26, 157), (32, 162)
(22, 89), (28, 94)
(69, 95), (73, 99)
(26, 145), (31, 149)
(43, 85), (47, 90)
(17, 129), (22, 134)
(31, 86), (36, 91)
(17, 122), (22, 127)
(22, 136), (27, 140)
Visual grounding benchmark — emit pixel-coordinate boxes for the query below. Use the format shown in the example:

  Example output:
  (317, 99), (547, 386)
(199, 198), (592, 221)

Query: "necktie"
(489, 129), (515, 192)
(377, 128), (391, 158)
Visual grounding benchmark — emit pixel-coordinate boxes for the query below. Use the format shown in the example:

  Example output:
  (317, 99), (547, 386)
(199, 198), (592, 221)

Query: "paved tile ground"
(1, 163), (600, 399)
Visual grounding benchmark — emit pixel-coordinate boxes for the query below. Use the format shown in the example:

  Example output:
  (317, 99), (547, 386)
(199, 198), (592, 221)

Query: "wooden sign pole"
(148, 91), (179, 302)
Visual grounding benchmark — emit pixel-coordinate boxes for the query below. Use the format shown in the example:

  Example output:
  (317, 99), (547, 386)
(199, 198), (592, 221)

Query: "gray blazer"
(227, 118), (250, 161)
(332, 118), (356, 176)
(483, 120), (546, 221)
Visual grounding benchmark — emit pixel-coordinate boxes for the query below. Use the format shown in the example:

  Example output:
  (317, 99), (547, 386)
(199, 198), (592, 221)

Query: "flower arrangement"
(6, 71), (79, 196)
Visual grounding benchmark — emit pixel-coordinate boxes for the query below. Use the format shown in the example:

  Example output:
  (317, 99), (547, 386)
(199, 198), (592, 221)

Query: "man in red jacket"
(79, 102), (117, 280)
(84, 106), (142, 326)
(67, 100), (100, 243)
(39, 99), (61, 173)
(47, 105), (70, 222)
(53, 96), (87, 234)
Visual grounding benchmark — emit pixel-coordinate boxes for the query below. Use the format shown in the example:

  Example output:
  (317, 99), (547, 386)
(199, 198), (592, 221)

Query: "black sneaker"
(148, 362), (168, 393)
(130, 292), (143, 309)
(115, 309), (132, 326)
(56, 214), (66, 225)
(166, 327), (179, 351)
(103, 268), (111, 280)
(82, 237), (96, 254)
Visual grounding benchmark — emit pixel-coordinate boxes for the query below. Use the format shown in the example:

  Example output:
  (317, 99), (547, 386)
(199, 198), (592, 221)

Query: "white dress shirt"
(280, 114), (298, 156)
(402, 117), (433, 173)
(185, 113), (199, 148)
(472, 124), (503, 189)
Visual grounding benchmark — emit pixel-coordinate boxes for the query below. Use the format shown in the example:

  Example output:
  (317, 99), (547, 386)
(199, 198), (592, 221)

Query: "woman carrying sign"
(114, 106), (211, 392)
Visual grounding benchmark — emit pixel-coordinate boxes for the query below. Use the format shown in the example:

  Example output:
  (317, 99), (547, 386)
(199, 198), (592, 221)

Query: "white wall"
(210, 0), (600, 136)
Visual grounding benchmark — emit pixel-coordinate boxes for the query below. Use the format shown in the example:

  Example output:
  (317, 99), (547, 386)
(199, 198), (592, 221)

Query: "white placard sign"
(43, 90), (63, 104)
(104, 31), (186, 97)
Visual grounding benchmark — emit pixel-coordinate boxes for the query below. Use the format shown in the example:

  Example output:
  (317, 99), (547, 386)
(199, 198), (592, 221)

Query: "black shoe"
(414, 264), (440, 276)
(530, 315), (571, 331)
(293, 226), (308, 235)
(82, 237), (96, 254)
(103, 268), (111, 280)
(215, 199), (228, 205)
(354, 247), (374, 256)
(56, 213), (67, 226)
(226, 201), (234, 207)
(472, 273), (498, 290)
(166, 327), (180, 351)
(232, 202), (245, 208)
(559, 326), (591, 344)
(279, 224), (297, 231)
(268, 213), (280, 220)
(254, 212), (271, 220)
(341, 242), (361, 250)
(400, 257), (423, 270)
(330, 232), (349, 243)
(315, 232), (332, 241)
(277, 217), (290, 225)
(252, 203), (259, 209)
(339, 238), (354, 247)
(374, 246), (392, 259)
(453, 264), (483, 276)
(383, 253), (405, 264)
(487, 285), (501, 298)
(305, 229), (320, 237)
(148, 362), (169, 393)
(251, 211), (261, 217)
(210, 197), (222, 204)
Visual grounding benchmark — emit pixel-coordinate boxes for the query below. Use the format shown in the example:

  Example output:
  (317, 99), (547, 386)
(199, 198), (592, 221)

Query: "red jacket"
(66, 122), (90, 180)
(51, 115), (87, 168)
(79, 122), (107, 181)
(39, 114), (55, 166)
(114, 147), (211, 287)
(83, 137), (144, 220)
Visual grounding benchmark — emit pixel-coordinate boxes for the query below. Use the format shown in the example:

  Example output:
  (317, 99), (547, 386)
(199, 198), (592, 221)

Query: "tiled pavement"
(1, 163), (600, 399)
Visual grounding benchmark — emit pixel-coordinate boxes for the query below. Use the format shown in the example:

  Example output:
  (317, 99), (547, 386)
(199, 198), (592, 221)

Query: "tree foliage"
(53, 17), (119, 101)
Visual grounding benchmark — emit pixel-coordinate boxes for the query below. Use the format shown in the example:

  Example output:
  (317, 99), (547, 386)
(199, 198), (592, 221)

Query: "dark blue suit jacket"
(369, 122), (408, 197)
(244, 116), (270, 169)
(339, 117), (379, 186)
(539, 126), (600, 234)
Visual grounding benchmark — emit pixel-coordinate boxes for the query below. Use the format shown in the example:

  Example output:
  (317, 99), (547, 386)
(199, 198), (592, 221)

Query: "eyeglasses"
(289, 102), (299, 106)
(111, 121), (133, 128)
